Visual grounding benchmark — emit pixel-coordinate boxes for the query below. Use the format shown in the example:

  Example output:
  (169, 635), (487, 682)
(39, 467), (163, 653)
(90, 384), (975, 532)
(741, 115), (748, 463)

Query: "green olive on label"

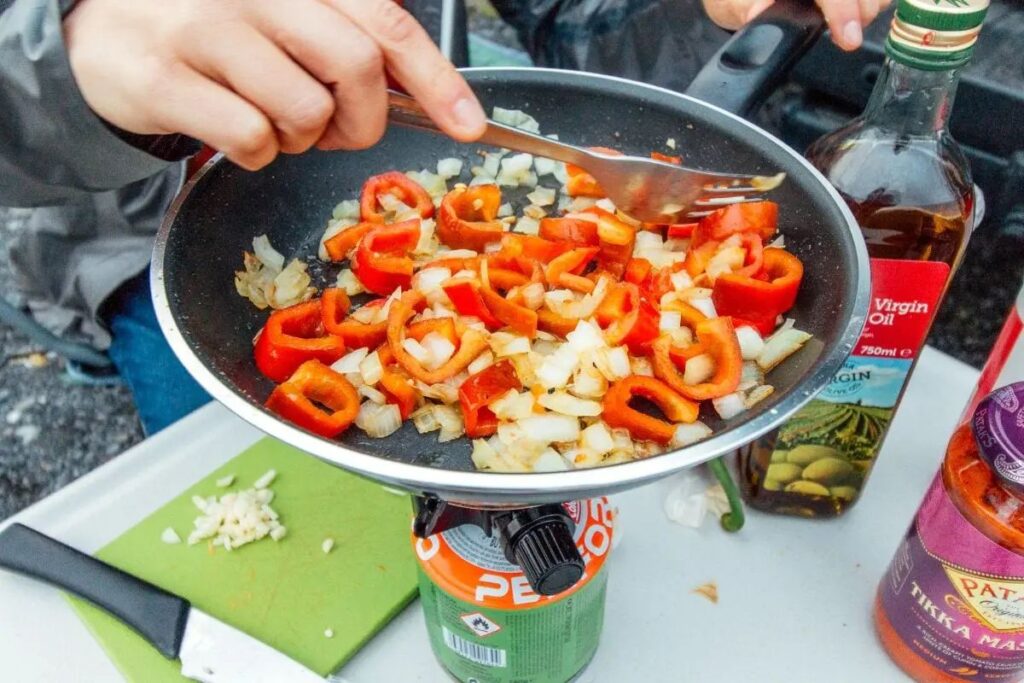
(770, 450), (790, 464)
(763, 478), (782, 491)
(802, 457), (854, 486)
(787, 444), (839, 467)
(784, 480), (831, 496)
(766, 463), (803, 485)
(830, 486), (859, 502)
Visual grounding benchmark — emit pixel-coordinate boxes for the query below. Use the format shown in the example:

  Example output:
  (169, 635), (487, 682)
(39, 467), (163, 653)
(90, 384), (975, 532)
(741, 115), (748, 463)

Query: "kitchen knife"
(0, 523), (324, 683)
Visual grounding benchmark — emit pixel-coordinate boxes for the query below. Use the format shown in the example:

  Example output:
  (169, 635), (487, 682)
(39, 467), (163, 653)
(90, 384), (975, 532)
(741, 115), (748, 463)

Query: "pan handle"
(685, 0), (824, 118)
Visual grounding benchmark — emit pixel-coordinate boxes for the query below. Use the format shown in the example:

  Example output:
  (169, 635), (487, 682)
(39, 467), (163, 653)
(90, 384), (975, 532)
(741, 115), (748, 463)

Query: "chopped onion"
(359, 350), (383, 385)
(356, 402), (403, 438)
(161, 528), (182, 544)
(413, 218), (437, 256)
(490, 390), (536, 421)
(523, 205), (547, 221)
(350, 303), (378, 324)
(336, 268), (365, 296)
(490, 332), (532, 357)
(434, 405), (465, 442)
(332, 199), (360, 220)
(630, 356), (654, 377)
(571, 365), (608, 398)
(498, 202), (513, 217)
(688, 297), (717, 319)
(527, 187), (557, 206)
(402, 338), (431, 366)
(533, 448), (570, 472)
(413, 267), (452, 306)
(406, 170), (447, 199)
(492, 107), (541, 133)
(520, 282), (545, 310)
(470, 175), (496, 187)
(416, 381), (459, 404)
(471, 438), (523, 472)
(735, 325), (765, 360)
(660, 311), (682, 332)
(596, 198), (617, 213)
(467, 350), (495, 375)
(706, 246), (746, 281)
(672, 421), (712, 447)
(713, 392), (746, 419)
(683, 353), (715, 385)
(568, 197), (598, 212)
(564, 447), (602, 468)
(536, 344), (580, 389)
(539, 391), (602, 417)
(253, 235), (285, 271)
(534, 156), (557, 177)
(670, 327), (694, 347)
(437, 158), (463, 178)
(745, 384), (775, 408)
(741, 361), (765, 387)
(516, 216), (540, 235)
(421, 331), (456, 369)
(757, 328), (812, 371)
(267, 259), (316, 309)
(411, 405), (441, 434)
(332, 347), (369, 374)
(566, 319), (606, 353)
(581, 422), (615, 455)
(634, 231), (664, 253)
(359, 384), (388, 405)
(517, 414), (580, 444)
(593, 346), (631, 381)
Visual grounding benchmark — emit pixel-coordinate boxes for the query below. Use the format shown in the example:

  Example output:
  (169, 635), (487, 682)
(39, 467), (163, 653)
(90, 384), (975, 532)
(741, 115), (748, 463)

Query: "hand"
(702, 0), (892, 52)
(64, 0), (487, 170)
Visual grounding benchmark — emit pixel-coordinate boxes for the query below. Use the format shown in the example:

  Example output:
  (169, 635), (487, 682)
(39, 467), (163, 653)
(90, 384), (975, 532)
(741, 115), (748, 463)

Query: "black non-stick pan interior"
(155, 68), (865, 495)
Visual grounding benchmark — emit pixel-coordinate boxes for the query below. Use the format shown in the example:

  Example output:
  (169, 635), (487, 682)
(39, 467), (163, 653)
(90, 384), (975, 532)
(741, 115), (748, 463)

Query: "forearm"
(0, 0), (193, 207)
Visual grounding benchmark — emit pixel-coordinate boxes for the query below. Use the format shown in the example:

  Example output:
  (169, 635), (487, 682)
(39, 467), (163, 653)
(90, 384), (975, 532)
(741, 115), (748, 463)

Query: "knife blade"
(0, 523), (323, 683)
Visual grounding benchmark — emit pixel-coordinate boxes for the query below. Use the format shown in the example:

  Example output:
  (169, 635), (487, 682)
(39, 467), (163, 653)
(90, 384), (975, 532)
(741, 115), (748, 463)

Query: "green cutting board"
(67, 438), (419, 681)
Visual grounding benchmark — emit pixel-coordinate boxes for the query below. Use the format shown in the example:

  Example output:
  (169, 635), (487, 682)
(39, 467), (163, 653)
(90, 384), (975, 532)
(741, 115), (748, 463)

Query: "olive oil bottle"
(739, 0), (988, 518)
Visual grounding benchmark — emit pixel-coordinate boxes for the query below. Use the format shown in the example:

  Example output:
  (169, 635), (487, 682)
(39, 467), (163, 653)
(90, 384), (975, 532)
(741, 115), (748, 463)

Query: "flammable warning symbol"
(460, 612), (502, 638)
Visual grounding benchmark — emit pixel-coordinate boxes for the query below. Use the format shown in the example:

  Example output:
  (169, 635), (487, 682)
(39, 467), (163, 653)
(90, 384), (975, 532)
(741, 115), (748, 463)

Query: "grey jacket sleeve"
(0, 0), (196, 207)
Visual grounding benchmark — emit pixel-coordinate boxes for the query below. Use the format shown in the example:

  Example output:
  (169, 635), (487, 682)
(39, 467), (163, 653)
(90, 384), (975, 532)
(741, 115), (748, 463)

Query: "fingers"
(326, 0), (486, 142)
(183, 23), (334, 155)
(857, 0), (881, 28)
(817, 0), (866, 51)
(249, 0), (388, 150)
(745, 0), (776, 23)
(149, 64), (279, 171)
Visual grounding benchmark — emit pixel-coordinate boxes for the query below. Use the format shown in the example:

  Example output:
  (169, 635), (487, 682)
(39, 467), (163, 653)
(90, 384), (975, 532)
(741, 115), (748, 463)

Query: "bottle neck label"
(762, 259), (948, 500)
(879, 473), (1024, 679)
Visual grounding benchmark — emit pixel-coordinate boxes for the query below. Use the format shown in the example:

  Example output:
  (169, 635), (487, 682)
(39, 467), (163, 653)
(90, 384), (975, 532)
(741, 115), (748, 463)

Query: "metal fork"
(387, 90), (783, 225)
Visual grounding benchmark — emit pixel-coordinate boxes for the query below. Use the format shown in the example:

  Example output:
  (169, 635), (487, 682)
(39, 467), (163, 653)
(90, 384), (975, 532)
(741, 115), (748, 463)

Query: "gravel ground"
(0, 3), (1019, 519)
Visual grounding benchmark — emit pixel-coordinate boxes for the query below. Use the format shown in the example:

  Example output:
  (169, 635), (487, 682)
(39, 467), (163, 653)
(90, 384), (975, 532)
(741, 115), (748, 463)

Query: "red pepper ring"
(407, 317), (458, 345)
(254, 300), (347, 383)
(537, 308), (580, 338)
(437, 184), (506, 251)
(320, 288), (351, 335)
(652, 317), (743, 402)
(691, 201), (778, 247)
(734, 232), (765, 278)
(458, 359), (522, 438)
(602, 375), (700, 444)
(442, 277), (503, 329)
(265, 360), (360, 438)
(379, 368), (418, 420)
(545, 247), (600, 293)
(480, 278), (538, 338)
(323, 222), (373, 262)
(324, 298), (389, 350)
(712, 247), (804, 322)
(352, 220), (421, 296)
(388, 291), (490, 384)
(539, 217), (599, 246)
(360, 171), (434, 224)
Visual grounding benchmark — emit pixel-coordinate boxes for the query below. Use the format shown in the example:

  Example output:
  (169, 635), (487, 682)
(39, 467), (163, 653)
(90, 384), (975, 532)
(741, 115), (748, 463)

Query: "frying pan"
(152, 1), (869, 506)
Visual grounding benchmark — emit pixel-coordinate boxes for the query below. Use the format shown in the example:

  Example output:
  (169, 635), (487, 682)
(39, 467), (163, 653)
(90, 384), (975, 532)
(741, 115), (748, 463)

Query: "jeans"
(105, 270), (210, 435)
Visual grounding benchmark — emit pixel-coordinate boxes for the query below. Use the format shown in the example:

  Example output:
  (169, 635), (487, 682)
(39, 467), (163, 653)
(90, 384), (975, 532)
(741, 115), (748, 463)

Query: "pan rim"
(152, 67), (869, 502)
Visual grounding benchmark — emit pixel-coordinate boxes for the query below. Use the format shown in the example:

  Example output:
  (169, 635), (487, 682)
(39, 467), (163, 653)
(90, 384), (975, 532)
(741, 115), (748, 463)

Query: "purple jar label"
(974, 383), (1024, 495)
(879, 473), (1024, 680)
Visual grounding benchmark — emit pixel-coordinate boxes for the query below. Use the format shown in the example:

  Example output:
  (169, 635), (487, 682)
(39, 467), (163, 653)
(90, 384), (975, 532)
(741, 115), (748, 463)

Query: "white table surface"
(0, 346), (979, 683)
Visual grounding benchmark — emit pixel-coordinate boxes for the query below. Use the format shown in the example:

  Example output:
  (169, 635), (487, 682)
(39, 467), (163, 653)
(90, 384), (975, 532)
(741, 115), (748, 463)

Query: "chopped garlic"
(161, 528), (182, 544)
(666, 137), (677, 150)
(215, 475), (235, 488)
(254, 469), (277, 490)
(324, 628), (335, 639)
(322, 538), (335, 554)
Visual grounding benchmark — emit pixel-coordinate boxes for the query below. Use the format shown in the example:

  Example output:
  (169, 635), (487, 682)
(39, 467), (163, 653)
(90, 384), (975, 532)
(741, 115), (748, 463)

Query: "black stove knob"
(499, 506), (584, 596)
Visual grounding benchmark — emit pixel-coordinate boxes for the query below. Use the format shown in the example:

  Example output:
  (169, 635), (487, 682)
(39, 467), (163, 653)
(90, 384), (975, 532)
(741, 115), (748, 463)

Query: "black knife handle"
(685, 0), (825, 117)
(0, 523), (190, 659)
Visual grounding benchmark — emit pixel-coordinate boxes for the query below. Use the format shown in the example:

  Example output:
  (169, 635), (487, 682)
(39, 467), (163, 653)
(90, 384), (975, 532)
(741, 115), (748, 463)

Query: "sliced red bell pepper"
(668, 342), (707, 370)
(265, 360), (359, 438)
(437, 184), (505, 250)
(712, 247), (804, 321)
(692, 201), (778, 247)
(480, 283), (538, 338)
(537, 308), (580, 338)
(639, 266), (674, 305)
(652, 317), (742, 401)
(545, 247), (599, 293)
(500, 233), (572, 263)
(407, 317), (458, 345)
(666, 222), (698, 239)
(421, 255), (481, 273)
(735, 232), (764, 278)
(595, 212), (636, 279)
(388, 291), (490, 383)
(602, 283), (659, 353)
(624, 258), (653, 286)
(539, 217), (599, 246)
(565, 146), (621, 198)
(352, 219), (420, 296)
(601, 375), (700, 444)
(320, 288), (351, 335)
(650, 151), (682, 165)
(254, 300), (346, 383)
(360, 171), (434, 224)
(662, 299), (708, 329)
(442, 277), (503, 328)
(379, 368), (418, 419)
(458, 359), (522, 438)
(487, 267), (530, 291)
(324, 298), (388, 350)
(323, 222), (373, 262)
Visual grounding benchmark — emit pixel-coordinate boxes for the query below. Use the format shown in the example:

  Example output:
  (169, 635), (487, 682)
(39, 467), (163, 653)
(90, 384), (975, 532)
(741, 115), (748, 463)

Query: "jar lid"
(973, 382), (1024, 495)
(887, 0), (990, 70)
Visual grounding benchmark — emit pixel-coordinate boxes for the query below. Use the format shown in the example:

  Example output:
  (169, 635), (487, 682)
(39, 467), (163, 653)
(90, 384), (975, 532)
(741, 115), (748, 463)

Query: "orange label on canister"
(412, 498), (614, 610)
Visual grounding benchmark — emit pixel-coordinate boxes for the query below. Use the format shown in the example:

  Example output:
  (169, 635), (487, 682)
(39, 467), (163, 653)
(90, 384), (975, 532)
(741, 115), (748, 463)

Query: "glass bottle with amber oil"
(739, 0), (989, 518)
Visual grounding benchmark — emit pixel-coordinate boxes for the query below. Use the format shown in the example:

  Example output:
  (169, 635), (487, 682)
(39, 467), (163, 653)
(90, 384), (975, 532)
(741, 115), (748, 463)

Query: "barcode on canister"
(441, 626), (507, 668)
